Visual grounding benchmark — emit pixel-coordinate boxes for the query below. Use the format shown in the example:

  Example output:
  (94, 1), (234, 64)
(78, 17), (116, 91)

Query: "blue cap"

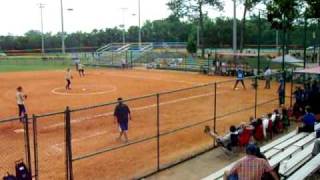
(246, 144), (257, 155)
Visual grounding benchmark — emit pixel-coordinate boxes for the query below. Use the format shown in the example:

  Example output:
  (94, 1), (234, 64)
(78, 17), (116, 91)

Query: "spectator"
(278, 78), (285, 106)
(225, 144), (279, 180)
(254, 119), (264, 142)
(298, 106), (316, 133)
(204, 125), (238, 151)
(281, 107), (290, 129)
(312, 139), (320, 157)
(264, 67), (272, 89)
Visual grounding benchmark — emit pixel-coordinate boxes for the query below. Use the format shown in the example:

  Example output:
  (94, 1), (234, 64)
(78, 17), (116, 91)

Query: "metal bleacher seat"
(269, 146), (300, 167)
(287, 153), (320, 180)
(260, 131), (297, 153)
(265, 149), (281, 159)
(293, 132), (316, 148)
(273, 133), (308, 151)
(279, 142), (315, 177)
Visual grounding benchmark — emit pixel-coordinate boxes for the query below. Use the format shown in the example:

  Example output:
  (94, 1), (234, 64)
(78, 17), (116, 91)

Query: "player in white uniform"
(78, 64), (85, 77)
(65, 68), (73, 90)
(16, 86), (27, 122)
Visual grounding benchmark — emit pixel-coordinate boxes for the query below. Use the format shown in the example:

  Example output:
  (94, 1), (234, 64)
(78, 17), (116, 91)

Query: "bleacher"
(202, 123), (320, 180)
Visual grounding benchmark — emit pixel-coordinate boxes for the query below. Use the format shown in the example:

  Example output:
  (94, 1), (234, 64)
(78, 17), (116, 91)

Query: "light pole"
(39, 3), (45, 55)
(138, 0), (142, 47)
(232, 0), (237, 56)
(60, 0), (73, 54)
(60, 0), (65, 54)
(120, 8), (128, 45)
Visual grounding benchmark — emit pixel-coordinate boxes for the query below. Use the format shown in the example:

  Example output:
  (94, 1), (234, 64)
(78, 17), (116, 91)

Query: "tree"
(266, 0), (300, 52)
(239, 0), (261, 52)
(187, 36), (197, 54)
(167, 0), (223, 58)
(305, 0), (320, 63)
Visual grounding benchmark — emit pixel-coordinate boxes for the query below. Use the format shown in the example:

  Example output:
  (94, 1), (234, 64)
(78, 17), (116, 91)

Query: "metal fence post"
(23, 114), (32, 177)
(290, 70), (294, 107)
(254, 76), (258, 119)
(65, 107), (73, 180)
(213, 83), (217, 147)
(156, 94), (160, 171)
(32, 115), (39, 180)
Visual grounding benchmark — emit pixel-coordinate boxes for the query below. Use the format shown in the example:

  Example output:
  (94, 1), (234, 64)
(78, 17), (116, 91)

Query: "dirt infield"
(0, 68), (287, 179)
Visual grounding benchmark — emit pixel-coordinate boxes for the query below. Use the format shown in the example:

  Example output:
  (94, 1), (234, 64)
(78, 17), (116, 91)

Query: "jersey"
(16, 92), (25, 105)
(237, 70), (244, 80)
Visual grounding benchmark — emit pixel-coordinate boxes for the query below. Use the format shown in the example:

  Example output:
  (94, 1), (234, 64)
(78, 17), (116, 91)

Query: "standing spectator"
(264, 66), (272, 89)
(225, 144), (279, 180)
(121, 59), (127, 69)
(16, 86), (27, 122)
(298, 106), (316, 133)
(278, 78), (285, 106)
(114, 98), (132, 143)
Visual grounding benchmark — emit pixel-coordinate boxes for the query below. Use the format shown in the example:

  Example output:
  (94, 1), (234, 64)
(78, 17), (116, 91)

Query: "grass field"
(0, 56), (73, 72)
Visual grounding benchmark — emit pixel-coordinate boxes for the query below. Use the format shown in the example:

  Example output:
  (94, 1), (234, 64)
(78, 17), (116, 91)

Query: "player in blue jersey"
(233, 68), (246, 90)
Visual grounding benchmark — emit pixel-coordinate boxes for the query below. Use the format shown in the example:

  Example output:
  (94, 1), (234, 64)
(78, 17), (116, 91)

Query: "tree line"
(0, 0), (319, 53)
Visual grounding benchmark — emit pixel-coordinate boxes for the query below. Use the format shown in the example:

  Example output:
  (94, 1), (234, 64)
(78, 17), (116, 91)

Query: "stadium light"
(120, 8), (128, 44)
(38, 3), (46, 55)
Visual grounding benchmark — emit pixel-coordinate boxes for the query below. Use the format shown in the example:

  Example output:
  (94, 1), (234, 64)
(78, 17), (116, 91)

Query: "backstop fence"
(0, 71), (299, 180)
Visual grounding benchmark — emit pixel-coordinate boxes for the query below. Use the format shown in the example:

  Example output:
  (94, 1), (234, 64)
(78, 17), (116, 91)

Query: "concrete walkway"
(145, 149), (244, 180)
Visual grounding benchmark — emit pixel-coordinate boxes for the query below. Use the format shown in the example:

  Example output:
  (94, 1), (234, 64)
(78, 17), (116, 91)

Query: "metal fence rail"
(0, 71), (297, 180)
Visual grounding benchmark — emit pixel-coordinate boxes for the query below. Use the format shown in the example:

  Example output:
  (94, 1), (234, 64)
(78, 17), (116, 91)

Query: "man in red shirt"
(226, 144), (279, 180)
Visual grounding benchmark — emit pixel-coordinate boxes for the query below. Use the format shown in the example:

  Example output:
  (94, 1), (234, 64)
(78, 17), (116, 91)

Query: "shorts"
(118, 120), (128, 131)
(18, 104), (26, 116)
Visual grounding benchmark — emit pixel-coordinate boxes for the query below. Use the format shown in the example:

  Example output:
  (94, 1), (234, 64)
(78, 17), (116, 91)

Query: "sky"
(0, 0), (252, 36)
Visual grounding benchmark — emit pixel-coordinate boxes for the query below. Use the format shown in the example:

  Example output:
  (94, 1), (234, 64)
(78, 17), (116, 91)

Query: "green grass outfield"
(0, 56), (74, 73)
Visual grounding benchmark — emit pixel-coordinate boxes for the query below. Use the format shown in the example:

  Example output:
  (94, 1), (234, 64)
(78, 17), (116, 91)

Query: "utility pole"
(232, 0), (237, 57)
(257, 11), (261, 75)
(60, 0), (65, 54)
(39, 3), (45, 55)
(138, 0), (142, 48)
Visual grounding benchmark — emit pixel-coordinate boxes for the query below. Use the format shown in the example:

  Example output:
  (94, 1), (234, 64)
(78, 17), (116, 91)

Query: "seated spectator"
(273, 116), (283, 134)
(266, 113), (273, 139)
(225, 144), (279, 180)
(238, 123), (254, 146)
(254, 119), (264, 142)
(204, 125), (238, 151)
(298, 106), (316, 133)
(312, 139), (320, 157)
(281, 107), (290, 129)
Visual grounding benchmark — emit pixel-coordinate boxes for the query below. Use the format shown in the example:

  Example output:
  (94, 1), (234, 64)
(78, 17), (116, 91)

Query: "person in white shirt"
(65, 68), (73, 90)
(16, 86), (27, 122)
(78, 64), (85, 77)
(264, 67), (272, 89)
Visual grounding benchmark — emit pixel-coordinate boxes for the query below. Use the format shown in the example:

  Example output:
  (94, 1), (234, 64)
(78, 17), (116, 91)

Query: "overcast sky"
(0, 0), (254, 36)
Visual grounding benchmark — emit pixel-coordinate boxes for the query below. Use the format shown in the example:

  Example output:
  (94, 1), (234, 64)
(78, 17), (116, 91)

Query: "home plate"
(14, 129), (24, 133)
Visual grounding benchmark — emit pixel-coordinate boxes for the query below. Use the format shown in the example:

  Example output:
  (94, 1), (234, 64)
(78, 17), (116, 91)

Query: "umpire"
(113, 97), (132, 143)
